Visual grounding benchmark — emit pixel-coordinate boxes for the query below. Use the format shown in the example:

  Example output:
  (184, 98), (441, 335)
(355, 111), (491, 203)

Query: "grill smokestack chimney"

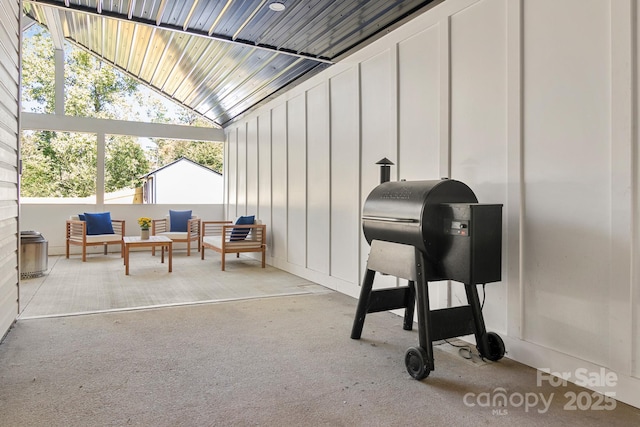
(376, 157), (394, 184)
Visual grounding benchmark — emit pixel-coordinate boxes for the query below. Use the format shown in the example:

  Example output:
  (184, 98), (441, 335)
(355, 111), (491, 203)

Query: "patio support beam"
(21, 113), (226, 142)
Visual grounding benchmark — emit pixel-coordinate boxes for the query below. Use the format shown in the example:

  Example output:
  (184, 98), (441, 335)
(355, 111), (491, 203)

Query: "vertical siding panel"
(247, 118), (258, 217)
(360, 50), (396, 289)
(0, 0), (19, 337)
(449, 0), (508, 328)
(330, 68), (360, 284)
(236, 124), (247, 216)
(522, 0), (610, 363)
(257, 112), (272, 251)
(271, 103), (287, 261)
(306, 83), (330, 274)
(609, 0), (635, 375)
(398, 25), (441, 181)
(287, 95), (307, 267)
(398, 23), (449, 309)
(226, 129), (238, 219)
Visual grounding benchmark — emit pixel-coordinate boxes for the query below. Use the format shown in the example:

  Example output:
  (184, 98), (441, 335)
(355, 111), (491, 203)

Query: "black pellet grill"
(351, 179), (505, 379)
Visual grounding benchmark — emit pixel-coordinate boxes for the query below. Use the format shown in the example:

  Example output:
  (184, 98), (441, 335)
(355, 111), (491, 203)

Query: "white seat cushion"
(203, 236), (222, 247)
(84, 234), (122, 243)
(203, 235), (261, 250)
(157, 231), (191, 240)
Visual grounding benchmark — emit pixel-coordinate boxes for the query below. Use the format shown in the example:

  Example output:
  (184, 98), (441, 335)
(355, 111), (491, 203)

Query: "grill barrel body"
(362, 179), (501, 283)
(362, 179), (477, 268)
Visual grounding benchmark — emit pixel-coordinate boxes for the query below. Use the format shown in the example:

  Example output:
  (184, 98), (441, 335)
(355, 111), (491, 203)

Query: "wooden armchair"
(201, 220), (266, 271)
(66, 214), (125, 262)
(151, 212), (201, 256)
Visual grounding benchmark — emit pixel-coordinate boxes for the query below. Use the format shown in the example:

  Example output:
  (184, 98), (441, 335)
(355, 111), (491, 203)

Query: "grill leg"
(350, 269), (376, 339)
(463, 282), (506, 361)
(464, 282), (488, 349)
(403, 281), (416, 331)
(404, 251), (434, 379)
(414, 254), (434, 371)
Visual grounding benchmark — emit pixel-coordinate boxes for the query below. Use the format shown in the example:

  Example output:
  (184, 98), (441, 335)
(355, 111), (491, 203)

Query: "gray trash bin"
(20, 231), (48, 279)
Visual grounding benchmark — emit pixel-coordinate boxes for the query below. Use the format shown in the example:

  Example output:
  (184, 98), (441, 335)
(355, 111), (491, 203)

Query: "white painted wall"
(224, 0), (640, 409)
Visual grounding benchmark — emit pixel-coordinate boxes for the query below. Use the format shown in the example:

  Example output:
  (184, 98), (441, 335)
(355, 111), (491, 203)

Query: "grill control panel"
(447, 220), (469, 236)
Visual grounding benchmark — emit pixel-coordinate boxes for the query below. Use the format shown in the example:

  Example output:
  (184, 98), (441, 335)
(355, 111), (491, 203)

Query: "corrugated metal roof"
(23, 0), (441, 127)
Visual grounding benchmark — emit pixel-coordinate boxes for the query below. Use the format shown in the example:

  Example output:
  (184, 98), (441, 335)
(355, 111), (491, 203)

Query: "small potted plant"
(138, 217), (152, 240)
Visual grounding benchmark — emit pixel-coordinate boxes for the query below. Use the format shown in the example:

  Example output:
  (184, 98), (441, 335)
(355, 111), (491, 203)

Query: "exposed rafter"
(42, 5), (64, 49)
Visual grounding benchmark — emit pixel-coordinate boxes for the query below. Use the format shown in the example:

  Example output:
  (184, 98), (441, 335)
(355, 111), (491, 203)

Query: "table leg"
(161, 244), (165, 264)
(125, 243), (130, 275)
(168, 242), (172, 273)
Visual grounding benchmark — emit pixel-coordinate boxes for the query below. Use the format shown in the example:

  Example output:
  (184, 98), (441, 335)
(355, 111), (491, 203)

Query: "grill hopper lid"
(362, 179), (477, 261)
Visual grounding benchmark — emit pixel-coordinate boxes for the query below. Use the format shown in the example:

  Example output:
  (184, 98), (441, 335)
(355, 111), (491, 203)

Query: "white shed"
(142, 157), (223, 204)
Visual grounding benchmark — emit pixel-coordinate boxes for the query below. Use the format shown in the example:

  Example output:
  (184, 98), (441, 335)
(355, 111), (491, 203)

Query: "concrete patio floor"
(19, 250), (330, 319)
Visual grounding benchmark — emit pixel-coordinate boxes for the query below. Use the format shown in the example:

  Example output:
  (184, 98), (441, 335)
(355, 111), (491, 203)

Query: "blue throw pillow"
(170, 210), (192, 232)
(230, 215), (255, 241)
(84, 212), (114, 235)
(78, 214), (85, 221)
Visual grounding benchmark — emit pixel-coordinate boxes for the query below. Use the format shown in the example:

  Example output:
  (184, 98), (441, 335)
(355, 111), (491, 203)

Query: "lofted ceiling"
(23, 0), (441, 128)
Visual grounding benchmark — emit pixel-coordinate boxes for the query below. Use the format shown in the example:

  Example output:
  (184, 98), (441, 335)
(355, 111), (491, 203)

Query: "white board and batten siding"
(0, 0), (20, 339)
(224, 0), (640, 409)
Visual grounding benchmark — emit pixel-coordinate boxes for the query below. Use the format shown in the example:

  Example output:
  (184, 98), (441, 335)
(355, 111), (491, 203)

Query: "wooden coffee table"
(123, 236), (172, 275)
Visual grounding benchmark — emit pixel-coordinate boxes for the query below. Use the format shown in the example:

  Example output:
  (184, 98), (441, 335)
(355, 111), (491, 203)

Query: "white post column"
(43, 7), (65, 115)
(96, 133), (105, 207)
(54, 49), (64, 115)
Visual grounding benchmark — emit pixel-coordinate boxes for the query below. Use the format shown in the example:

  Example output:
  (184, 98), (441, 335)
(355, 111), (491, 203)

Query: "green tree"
(21, 131), (97, 198)
(153, 110), (223, 172)
(65, 51), (139, 118)
(22, 27), (142, 120)
(105, 136), (150, 191)
(20, 131), (58, 197)
(153, 139), (221, 173)
(21, 30), (56, 114)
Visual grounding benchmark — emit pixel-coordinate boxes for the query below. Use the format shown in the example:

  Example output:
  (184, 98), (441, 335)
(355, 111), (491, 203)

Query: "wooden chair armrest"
(152, 218), (167, 234)
(66, 219), (87, 238)
(187, 218), (201, 236)
(221, 224), (266, 244)
(111, 219), (125, 236)
(202, 221), (233, 237)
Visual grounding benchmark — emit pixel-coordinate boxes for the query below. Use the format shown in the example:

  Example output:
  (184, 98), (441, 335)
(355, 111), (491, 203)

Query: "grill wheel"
(479, 332), (506, 361)
(405, 347), (430, 380)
